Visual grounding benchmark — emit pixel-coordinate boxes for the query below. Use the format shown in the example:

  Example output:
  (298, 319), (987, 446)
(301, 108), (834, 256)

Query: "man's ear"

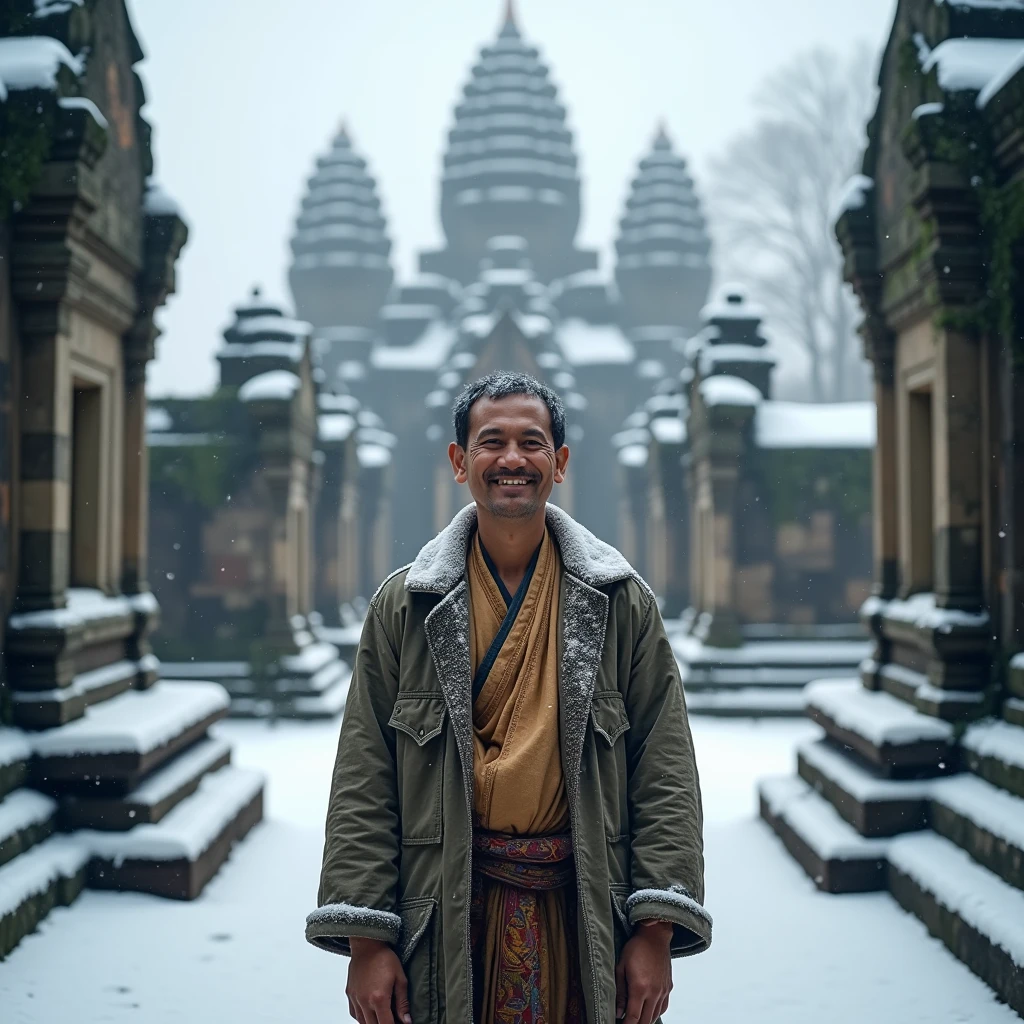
(449, 442), (468, 483)
(553, 445), (570, 484)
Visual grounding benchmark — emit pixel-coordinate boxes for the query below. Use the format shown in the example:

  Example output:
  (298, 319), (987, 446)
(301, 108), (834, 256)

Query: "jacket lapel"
(423, 581), (474, 812)
(559, 574), (609, 807)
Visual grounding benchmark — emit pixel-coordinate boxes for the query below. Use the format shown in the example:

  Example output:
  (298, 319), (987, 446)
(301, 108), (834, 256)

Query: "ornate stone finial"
(335, 119), (350, 144)
(500, 0), (520, 35)
(252, 285), (262, 299)
(654, 120), (672, 149)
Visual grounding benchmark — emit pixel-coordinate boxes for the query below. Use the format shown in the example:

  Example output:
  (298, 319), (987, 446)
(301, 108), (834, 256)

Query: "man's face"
(449, 393), (570, 520)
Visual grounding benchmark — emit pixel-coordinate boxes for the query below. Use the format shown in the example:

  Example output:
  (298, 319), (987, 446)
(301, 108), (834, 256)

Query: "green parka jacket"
(306, 504), (711, 1023)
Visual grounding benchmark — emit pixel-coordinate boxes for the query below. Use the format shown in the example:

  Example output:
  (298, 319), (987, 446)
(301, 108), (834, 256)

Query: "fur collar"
(405, 503), (639, 595)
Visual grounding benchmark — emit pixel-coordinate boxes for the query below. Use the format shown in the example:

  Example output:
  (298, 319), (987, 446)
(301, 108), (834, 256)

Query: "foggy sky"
(132, 0), (898, 397)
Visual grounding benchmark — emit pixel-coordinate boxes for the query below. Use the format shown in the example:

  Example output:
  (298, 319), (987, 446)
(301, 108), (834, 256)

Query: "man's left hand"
(615, 920), (673, 1024)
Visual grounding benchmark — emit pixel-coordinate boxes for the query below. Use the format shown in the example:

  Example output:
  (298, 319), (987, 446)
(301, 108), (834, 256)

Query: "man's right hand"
(347, 937), (412, 1024)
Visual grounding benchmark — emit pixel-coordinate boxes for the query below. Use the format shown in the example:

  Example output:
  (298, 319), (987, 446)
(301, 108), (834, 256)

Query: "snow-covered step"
(85, 765), (264, 899)
(888, 832), (1024, 1016)
(0, 789), (58, 869)
(963, 718), (1024, 800)
(929, 774), (1024, 892)
(796, 740), (931, 837)
(280, 642), (339, 678)
(759, 775), (889, 893)
(686, 687), (806, 718)
(682, 666), (830, 690)
(805, 678), (955, 777)
(61, 736), (232, 831)
(289, 671), (351, 719)
(31, 681), (230, 790)
(0, 835), (89, 959)
(1003, 697), (1024, 729)
(10, 658), (141, 730)
(0, 728), (31, 800)
(274, 656), (348, 696)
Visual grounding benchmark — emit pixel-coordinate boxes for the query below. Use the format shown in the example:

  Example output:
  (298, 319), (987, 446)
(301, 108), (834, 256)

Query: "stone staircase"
(0, 590), (265, 960)
(761, 673), (1024, 1013)
(672, 624), (870, 717)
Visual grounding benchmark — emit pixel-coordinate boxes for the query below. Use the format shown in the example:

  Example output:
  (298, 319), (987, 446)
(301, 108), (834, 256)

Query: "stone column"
(121, 356), (149, 596)
(701, 466), (743, 648)
(933, 329), (984, 610)
(16, 331), (71, 612)
(872, 348), (900, 599)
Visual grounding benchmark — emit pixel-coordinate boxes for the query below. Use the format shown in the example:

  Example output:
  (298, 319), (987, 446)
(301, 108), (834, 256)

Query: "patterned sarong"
(470, 830), (584, 1024)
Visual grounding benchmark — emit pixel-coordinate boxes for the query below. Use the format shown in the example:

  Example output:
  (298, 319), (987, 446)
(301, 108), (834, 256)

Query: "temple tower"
(420, 2), (599, 284)
(288, 125), (394, 337)
(615, 126), (712, 342)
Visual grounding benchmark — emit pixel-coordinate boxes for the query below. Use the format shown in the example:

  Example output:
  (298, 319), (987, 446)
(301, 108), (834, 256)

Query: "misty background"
(133, 0), (898, 398)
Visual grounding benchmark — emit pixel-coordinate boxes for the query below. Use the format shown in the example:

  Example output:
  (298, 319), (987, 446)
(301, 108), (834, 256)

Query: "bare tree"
(708, 46), (877, 402)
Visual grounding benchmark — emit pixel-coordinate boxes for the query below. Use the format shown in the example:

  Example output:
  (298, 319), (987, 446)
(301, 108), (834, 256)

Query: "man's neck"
(476, 505), (547, 596)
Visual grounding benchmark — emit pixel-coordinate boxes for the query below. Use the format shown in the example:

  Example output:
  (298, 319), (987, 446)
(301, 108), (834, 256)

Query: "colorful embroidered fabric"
(471, 831), (584, 1024)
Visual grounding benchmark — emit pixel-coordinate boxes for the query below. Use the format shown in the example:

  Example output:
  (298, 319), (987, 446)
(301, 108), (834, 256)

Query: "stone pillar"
(121, 356), (149, 596)
(700, 466), (743, 648)
(933, 329), (984, 610)
(16, 332), (71, 612)
(872, 348), (900, 599)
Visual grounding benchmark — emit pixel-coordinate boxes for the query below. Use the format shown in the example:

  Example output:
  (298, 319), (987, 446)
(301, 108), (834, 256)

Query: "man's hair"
(452, 372), (566, 450)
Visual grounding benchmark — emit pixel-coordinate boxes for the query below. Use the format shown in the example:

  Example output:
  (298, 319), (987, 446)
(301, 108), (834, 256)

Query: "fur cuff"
(305, 902), (402, 956)
(626, 885), (713, 956)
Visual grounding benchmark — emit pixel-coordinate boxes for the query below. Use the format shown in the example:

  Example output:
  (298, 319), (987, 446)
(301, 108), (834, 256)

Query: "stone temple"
(287, 3), (713, 565)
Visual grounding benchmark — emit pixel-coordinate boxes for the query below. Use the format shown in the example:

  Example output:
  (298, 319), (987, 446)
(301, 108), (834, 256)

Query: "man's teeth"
(495, 478), (531, 485)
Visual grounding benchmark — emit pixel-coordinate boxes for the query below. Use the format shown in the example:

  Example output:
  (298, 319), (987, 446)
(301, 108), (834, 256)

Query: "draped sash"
(468, 530), (581, 1024)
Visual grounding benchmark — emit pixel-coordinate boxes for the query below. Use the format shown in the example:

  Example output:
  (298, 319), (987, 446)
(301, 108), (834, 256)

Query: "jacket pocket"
(398, 897), (438, 1024)
(389, 695), (447, 844)
(591, 692), (630, 841)
(591, 691), (630, 745)
(609, 883), (634, 961)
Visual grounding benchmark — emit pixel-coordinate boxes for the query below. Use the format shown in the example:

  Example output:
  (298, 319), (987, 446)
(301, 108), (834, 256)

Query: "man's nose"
(497, 445), (528, 468)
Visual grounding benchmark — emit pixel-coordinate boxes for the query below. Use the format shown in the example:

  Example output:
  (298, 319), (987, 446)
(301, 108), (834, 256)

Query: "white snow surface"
(700, 374), (762, 408)
(357, 443), (391, 468)
(935, 0), (1024, 9)
(12, 658), (139, 705)
(832, 174), (874, 222)
(923, 37), (1024, 96)
(370, 321), (456, 371)
(963, 718), (1024, 770)
(0, 728), (32, 769)
(8, 587), (134, 633)
(912, 101), (945, 120)
(238, 370), (300, 403)
(617, 444), (648, 468)
(80, 767), (263, 863)
(31, 681), (229, 757)
(1, 716), (1018, 1022)
(127, 737), (232, 808)
(145, 406), (173, 433)
(234, 315), (311, 339)
(756, 401), (876, 449)
(978, 43), (1024, 106)
(143, 180), (183, 218)
(317, 412), (356, 442)
(219, 340), (304, 363)
(0, 36), (81, 101)
(279, 643), (337, 677)
(650, 416), (686, 445)
(34, 0), (85, 15)
(557, 319), (635, 365)
(57, 95), (107, 129)
(882, 592), (990, 632)
(0, 835), (88, 919)
(0, 789), (56, 844)
(888, 832), (1024, 968)
(1012, 652), (1024, 670)
(805, 678), (954, 746)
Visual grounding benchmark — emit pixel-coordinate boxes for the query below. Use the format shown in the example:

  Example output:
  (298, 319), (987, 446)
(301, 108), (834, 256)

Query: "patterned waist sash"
(472, 830), (575, 891)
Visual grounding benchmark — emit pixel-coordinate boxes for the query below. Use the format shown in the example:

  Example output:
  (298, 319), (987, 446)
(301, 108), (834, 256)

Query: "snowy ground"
(0, 716), (1017, 1023)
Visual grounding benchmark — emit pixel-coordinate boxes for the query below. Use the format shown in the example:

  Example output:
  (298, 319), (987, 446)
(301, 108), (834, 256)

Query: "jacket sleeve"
(305, 598), (402, 956)
(624, 591), (712, 957)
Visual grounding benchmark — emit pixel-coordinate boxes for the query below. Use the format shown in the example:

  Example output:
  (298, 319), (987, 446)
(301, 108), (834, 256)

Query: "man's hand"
(347, 937), (411, 1024)
(615, 920), (674, 1024)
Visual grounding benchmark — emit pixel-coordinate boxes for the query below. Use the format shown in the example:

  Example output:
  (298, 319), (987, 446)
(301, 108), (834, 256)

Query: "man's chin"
(483, 495), (542, 520)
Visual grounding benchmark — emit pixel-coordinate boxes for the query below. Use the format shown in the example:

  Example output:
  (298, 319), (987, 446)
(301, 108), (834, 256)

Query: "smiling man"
(307, 373), (711, 1024)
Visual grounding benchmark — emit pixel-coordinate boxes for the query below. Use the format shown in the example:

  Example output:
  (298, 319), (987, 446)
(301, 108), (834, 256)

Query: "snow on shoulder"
(756, 401), (876, 449)
(0, 35), (81, 101)
(239, 370), (300, 403)
(699, 374), (762, 409)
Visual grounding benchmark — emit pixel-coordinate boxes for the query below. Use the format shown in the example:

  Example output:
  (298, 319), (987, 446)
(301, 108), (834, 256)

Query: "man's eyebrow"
(474, 426), (504, 440)
(520, 427), (548, 440)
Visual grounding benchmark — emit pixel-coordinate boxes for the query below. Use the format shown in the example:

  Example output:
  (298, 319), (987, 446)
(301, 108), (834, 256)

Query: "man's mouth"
(490, 476), (537, 487)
